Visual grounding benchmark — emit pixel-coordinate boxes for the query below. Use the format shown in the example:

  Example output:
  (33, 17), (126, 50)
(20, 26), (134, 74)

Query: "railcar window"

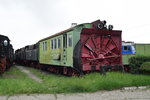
(42, 42), (45, 51)
(68, 34), (72, 47)
(128, 46), (131, 51)
(54, 39), (57, 49)
(124, 46), (131, 51)
(63, 34), (67, 48)
(45, 42), (47, 51)
(53, 40), (55, 49)
(42, 41), (47, 51)
(42, 42), (44, 51)
(51, 40), (53, 49)
(131, 46), (135, 51)
(58, 38), (61, 48)
(124, 46), (128, 51)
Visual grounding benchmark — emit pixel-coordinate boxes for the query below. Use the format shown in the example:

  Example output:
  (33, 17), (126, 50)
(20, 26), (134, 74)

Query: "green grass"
(0, 66), (150, 95)
(27, 67), (150, 93)
(0, 66), (47, 95)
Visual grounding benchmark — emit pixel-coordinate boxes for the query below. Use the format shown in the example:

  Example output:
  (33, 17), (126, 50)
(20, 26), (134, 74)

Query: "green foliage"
(1, 66), (150, 95)
(140, 62), (150, 71)
(129, 55), (150, 73)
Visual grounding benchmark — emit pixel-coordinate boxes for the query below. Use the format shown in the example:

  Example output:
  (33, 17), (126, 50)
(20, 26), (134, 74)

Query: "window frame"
(42, 41), (47, 51)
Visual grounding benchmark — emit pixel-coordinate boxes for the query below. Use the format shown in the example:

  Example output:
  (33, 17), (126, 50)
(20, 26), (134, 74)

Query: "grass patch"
(0, 66), (47, 95)
(0, 66), (150, 95)
(27, 67), (150, 93)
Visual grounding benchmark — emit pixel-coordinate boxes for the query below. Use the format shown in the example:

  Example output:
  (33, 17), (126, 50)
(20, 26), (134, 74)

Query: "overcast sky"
(0, 0), (150, 50)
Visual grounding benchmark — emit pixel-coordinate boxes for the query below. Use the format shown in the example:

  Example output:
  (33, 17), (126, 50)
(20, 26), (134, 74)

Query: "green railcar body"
(123, 43), (150, 65)
(38, 23), (91, 67)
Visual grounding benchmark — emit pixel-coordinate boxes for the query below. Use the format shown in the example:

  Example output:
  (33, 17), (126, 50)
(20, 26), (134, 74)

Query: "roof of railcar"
(0, 34), (10, 41)
(39, 23), (89, 42)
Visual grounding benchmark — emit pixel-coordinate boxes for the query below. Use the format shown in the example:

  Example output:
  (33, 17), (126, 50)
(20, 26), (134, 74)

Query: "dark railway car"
(15, 19), (123, 76)
(15, 49), (21, 64)
(15, 43), (39, 67)
(0, 34), (14, 73)
(15, 47), (26, 65)
(20, 48), (26, 64)
(25, 44), (39, 67)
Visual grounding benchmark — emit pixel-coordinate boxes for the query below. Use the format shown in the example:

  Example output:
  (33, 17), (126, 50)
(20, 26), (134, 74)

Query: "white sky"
(0, 0), (150, 50)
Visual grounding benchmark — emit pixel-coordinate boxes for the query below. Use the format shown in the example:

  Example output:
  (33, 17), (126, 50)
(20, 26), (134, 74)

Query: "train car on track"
(0, 34), (14, 74)
(15, 20), (123, 76)
(122, 41), (150, 71)
(15, 43), (39, 67)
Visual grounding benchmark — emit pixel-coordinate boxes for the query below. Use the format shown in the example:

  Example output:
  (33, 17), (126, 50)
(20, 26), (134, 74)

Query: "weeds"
(0, 66), (150, 95)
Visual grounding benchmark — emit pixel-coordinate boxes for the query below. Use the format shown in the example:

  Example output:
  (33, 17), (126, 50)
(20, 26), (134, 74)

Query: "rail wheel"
(63, 67), (80, 76)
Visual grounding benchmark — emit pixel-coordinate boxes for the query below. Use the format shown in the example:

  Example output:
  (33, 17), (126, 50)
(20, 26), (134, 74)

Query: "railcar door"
(62, 34), (67, 65)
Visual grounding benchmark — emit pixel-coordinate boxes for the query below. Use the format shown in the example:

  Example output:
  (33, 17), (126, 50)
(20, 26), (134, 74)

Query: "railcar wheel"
(63, 67), (80, 76)
(72, 69), (80, 76)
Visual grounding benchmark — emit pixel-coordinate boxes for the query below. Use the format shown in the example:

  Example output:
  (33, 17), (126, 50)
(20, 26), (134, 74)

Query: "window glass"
(54, 39), (57, 49)
(42, 41), (47, 51)
(42, 42), (44, 51)
(124, 46), (131, 51)
(51, 40), (53, 49)
(63, 34), (67, 48)
(131, 46), (135, 51)
(53, 40), (55, 49)
(124, 46), (128, 51)
(45, 41), (47, 51)
(58, 38), (61, 48)
(127, 46), (131, 51)
(68, 34), (72, 47)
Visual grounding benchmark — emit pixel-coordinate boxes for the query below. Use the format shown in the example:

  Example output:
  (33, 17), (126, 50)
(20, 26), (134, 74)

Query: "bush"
(129, 55), (150, 73)
(140, 62), (150, 71)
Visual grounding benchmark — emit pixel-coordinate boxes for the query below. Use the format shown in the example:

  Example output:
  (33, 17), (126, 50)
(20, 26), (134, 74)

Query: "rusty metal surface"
(80, 28), (122, 71)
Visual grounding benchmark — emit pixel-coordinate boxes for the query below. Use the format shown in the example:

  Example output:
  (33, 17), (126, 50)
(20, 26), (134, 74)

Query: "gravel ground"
(0, 89), (150, 100)
(16, 66), (43, 83)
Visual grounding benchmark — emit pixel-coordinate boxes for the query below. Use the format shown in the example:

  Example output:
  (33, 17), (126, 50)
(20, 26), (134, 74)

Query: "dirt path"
(0, 88), (150, 100)
(16, 66), (42, 83)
